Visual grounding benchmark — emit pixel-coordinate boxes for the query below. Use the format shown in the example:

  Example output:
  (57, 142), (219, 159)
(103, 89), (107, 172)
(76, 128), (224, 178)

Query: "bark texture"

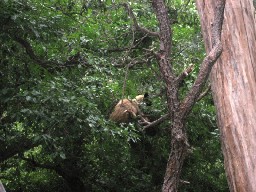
(196, 1), (256, 191)
(0, 181), (6, 192)
(152, 0), (225, 191)
(152, 1), (185, 190)
(127, 0), (225, 190)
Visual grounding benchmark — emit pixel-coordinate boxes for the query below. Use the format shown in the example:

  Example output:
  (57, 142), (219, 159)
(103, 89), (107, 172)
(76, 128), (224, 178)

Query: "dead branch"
(180, 179), (190, 184)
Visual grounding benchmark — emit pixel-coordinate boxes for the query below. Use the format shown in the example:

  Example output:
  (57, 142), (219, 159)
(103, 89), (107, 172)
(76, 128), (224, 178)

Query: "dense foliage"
(0, 0), (228, 191)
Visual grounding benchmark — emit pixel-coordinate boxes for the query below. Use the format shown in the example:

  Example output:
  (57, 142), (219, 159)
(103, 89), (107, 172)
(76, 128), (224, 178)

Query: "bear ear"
(143, 92), (152, 106)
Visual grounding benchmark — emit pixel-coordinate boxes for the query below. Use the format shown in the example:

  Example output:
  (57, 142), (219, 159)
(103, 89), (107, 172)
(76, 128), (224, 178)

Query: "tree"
(149, 0), (225, 191)
(196, 0), (256, 191)
(0, 0), (228, 191)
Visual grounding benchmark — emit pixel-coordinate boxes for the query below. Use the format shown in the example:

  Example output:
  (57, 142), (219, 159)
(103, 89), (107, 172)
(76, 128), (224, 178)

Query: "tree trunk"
(151, 1), (188, 191)
(0, 181), (6, 192)
(196, 1), (256, 191)
(162, 118), (188, 192)
(152, 0), (225, 191)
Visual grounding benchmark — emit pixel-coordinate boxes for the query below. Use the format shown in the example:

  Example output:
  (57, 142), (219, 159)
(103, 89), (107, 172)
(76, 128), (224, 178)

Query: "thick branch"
(152, 1), (171, 53)
(153, 0), (177, 118)
(0, 136), (39, 163)
(122, 3), (159, 37)
(21, 156), (56, 170)
(14, 36), (55, 67)
(13, 36), (86, 70)
(21, 156), (89, 191)
(179, 0), (226, 118)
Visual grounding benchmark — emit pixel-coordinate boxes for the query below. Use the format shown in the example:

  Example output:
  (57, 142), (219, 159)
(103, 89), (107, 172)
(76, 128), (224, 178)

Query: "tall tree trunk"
(152, 1), (187, 190)
(196, 1), (256, 191)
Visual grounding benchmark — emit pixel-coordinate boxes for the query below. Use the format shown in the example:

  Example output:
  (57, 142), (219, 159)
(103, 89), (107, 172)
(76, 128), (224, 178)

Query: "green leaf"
(59, 152), (66, 159)
(26, 96), (32, 101)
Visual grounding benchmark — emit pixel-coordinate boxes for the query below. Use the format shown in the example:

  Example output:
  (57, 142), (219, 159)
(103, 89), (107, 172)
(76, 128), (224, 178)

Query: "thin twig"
(121, 19), (136, 100)
(175, 64), (194, 87)
(197, 84), (211, 101)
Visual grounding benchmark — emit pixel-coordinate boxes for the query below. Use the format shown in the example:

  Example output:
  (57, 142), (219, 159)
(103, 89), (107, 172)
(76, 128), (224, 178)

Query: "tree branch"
(175, 64), (194, 87)
(21, 156), (56, 170)
(152, 0), (177, 119)
(13, 36), (87, 70)
(0, 136), (39, 163)
(179, 0), (226, 118)
(142, 113), (169, 131)
(122, 3), (159, 37)
(13, 36), (55, 67)
(197, 85), (211, 102)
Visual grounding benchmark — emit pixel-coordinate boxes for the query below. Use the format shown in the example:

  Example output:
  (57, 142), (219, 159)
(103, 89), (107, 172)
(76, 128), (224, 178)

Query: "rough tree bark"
(151, 0), (226, 191)
(196, 1), (256, 191)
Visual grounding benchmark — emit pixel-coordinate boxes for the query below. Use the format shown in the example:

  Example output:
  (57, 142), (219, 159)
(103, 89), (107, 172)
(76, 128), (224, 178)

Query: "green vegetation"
(0, 0), (228, 191)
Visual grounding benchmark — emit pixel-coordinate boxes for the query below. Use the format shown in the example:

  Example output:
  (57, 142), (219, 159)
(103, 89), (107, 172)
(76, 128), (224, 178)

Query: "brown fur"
(109, 99), (140, 123)
(109, 94), (151, 125)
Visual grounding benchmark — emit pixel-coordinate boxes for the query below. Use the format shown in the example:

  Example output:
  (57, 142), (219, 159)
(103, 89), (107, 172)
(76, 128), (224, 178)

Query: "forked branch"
(122, 3), (159, 37)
